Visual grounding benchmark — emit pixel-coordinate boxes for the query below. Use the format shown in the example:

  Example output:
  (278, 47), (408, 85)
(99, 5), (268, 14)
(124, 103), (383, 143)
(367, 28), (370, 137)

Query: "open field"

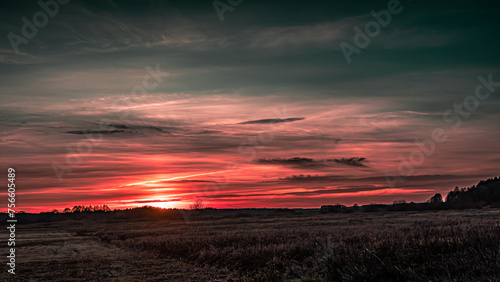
(3, 208), (500, 281)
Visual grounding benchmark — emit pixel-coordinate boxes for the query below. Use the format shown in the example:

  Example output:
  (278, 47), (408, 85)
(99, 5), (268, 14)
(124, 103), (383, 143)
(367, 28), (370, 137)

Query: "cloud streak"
(256, 157), (368, 169)
(239, 117), (305, 124)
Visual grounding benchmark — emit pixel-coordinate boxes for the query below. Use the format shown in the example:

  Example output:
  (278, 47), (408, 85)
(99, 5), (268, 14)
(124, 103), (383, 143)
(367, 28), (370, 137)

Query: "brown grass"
(5, 209), (500, 281)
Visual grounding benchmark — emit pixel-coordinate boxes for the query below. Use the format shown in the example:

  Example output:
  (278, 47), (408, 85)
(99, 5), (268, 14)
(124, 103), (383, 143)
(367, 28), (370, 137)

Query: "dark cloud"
(258, 157), (315, 164)
(110, 124), (130, 129)
(197, 130), (223, 135)
(66, 129), (126, 134)
(257, 157), (330, 169)
(278, 174), (483, 183)
(257, 156), (368, 169)
(239, 117), (305, 124)
(334, 157), (367, 167)
(279, 174), (344, 182)
(65, 123), (179, 135)
(109, 123), (179, 133)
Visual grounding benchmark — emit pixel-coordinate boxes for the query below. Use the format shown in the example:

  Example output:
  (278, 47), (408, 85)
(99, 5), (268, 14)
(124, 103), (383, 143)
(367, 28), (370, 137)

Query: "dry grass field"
(3, 208), (500, 281)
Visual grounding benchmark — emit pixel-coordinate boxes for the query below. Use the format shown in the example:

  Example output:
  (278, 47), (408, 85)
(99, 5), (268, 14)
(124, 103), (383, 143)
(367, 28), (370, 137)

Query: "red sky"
(4, 94), (498, 212)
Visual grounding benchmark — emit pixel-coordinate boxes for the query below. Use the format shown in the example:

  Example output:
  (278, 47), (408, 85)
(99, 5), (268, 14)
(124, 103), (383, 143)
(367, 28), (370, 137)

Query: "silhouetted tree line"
(2, 177), (498, 222)
(445, 177), (500, 207)
(52, 204), (112, 213)
(321, 177), (500, 213)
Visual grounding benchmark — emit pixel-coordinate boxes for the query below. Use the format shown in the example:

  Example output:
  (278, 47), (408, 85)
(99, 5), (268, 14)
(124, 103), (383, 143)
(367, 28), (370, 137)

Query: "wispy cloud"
(257, 157), (368, 169)
(333, 157), (368, 167)
(239, 117), (305, 124)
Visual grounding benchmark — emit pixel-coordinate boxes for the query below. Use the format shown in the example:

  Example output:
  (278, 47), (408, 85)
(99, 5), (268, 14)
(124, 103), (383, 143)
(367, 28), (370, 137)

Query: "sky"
(1, 0), (499, 212)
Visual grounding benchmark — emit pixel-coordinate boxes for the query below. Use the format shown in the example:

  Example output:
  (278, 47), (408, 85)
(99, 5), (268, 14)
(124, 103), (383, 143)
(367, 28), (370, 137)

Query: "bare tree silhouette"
(190, 198), (205, 210)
